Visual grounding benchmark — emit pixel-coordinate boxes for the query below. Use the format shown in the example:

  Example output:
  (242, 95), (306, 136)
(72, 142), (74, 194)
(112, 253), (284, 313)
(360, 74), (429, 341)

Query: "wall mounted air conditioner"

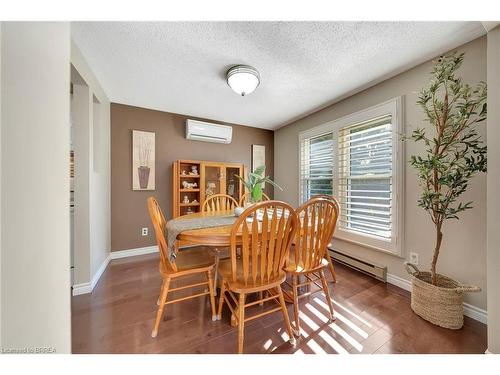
(185, 119), (233, 144)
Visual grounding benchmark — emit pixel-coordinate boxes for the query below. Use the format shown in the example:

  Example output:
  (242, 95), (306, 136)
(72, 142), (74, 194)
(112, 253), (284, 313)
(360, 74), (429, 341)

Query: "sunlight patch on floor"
(314, 296), (373, 327)
(310, 300), (369, 339)
(299, 311), (349, 354)
(303, 304), (354, 353)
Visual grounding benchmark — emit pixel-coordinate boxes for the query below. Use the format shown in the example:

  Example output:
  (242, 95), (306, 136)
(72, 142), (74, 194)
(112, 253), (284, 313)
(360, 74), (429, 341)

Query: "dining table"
(176, 210), (239, 247)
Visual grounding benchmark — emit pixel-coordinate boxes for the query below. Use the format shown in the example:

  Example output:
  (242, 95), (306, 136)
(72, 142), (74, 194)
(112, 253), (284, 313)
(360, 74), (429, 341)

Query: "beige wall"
(71, 83), (92, 286)
(1, 22), (71, 352)
(487, 26), (500, 353)
(70, 40), (111, 288)
(111, 103), (274, 251)
(275, 36), (487, 310)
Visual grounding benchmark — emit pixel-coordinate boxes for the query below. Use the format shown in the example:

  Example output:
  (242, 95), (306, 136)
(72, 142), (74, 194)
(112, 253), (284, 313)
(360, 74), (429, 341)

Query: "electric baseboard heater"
(328, 248), (387, 282)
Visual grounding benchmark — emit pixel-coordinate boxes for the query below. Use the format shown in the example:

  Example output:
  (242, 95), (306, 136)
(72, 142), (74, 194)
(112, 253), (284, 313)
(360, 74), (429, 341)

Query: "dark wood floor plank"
(71, 252), (487, 354)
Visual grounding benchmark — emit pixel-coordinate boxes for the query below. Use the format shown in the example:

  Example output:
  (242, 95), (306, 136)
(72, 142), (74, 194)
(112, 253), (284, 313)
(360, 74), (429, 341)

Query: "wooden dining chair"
(239, 192), (270, 206)
(202, 193), (239, 213)
(216, 201), (298, 353)
(201, 193), (239, 293)
(284, 197), (340, 336)
(147, 197), (217, 338)
(311, 194), (341, 283)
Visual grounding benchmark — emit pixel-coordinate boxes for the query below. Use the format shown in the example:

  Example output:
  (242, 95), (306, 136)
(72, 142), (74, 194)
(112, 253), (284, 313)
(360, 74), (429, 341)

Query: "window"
(299, 132), (334, 201)
(298, 98), (404, 255)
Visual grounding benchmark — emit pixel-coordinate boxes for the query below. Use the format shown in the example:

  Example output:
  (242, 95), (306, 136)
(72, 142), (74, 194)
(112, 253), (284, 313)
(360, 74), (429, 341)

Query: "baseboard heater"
(328, 248), (387, 282)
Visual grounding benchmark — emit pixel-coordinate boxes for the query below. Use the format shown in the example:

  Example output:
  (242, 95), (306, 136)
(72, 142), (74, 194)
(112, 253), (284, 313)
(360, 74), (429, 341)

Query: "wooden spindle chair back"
(293, 197), (339, 271)
(202, 194), (239, 213)
(239, 192), (270, 206)
(147, 197), (177, 273)
(230, 200), (298, 287)
(217, 200), (298, 353)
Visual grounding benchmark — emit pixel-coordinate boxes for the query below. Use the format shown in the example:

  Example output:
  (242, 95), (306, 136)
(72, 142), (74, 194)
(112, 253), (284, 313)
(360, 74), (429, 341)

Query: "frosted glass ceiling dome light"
(226, 65), (260, 96)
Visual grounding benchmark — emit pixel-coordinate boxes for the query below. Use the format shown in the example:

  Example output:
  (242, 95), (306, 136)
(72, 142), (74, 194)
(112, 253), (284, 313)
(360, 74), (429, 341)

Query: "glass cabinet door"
(225, 166), (242, 200)
(203, 164), (222, 199)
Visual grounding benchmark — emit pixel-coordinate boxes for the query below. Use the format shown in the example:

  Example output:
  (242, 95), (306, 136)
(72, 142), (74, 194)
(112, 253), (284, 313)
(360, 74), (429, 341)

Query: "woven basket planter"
(405, 263), (480, 329)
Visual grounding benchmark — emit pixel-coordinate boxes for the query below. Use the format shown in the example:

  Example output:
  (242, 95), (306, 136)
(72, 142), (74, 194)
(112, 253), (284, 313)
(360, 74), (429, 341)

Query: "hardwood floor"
(71, 251), (487, 354)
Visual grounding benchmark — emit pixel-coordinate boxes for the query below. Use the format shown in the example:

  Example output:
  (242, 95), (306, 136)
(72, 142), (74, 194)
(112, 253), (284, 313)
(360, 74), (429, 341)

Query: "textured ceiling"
(71, 22), (486, 130)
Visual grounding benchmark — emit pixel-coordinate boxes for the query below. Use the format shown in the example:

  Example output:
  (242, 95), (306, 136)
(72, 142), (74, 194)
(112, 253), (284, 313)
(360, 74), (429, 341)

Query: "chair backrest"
(229, 201), (298, 286)
(293, 197), (340, 271)
(202, 194), (239, 213)
(147, 197), (177, 273)
(239, 192), (270, 206)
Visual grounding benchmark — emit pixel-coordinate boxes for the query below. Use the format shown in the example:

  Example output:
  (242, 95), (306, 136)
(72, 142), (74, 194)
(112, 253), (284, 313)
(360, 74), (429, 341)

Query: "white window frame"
(298, 97), (405, 256)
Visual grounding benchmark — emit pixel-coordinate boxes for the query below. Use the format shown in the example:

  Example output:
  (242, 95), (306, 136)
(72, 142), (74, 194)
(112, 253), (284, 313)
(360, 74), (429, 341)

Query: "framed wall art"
(132, 130), (155, 190)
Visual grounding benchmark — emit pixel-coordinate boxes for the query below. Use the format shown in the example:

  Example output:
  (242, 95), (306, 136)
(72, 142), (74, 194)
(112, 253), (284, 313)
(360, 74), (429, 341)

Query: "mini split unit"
(185, 119), (233, 144)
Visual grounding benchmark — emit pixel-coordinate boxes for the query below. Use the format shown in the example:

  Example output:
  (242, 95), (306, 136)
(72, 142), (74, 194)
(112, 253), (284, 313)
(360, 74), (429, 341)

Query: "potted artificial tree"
(405, 52), (486, 329)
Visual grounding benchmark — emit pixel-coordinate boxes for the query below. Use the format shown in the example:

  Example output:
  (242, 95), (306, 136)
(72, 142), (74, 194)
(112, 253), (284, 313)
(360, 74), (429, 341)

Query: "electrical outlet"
(141, 227), (148, 236)
(409, 252), (419, 265)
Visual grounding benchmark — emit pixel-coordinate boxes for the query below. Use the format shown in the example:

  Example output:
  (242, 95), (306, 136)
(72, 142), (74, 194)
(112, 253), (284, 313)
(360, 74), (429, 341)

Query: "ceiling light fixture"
(226, 65), (260, 96)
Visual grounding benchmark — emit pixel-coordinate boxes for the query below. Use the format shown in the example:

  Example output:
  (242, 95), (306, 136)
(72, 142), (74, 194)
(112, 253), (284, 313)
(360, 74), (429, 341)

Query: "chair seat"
(285, 253), (329, 274)
(161, 246), (216, 276)
(218, 258), (286, 293)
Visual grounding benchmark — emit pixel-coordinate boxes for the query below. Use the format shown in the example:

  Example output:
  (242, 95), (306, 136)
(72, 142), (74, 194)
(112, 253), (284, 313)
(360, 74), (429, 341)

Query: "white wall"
(275, 36), (488, 311)
(0, 21), (3, 347)
(1, 22), (71, 352)
(487, 26), (500, 354)
(70, 38), (111, 292)
(72, 83), (92, 286)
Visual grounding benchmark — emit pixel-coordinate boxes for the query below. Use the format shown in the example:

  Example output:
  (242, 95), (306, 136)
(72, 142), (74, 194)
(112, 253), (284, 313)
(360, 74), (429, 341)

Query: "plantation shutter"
(337, 115), (393, 239)
(299, 132), (334, 202)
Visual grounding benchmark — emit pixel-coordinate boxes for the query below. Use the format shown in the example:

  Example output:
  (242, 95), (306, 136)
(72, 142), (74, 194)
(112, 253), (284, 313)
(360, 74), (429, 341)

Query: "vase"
(138, 166), (150, 189)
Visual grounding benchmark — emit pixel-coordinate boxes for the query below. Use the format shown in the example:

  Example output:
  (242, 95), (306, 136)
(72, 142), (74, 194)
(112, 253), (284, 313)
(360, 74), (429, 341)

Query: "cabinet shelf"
(173, 160), (246, 219)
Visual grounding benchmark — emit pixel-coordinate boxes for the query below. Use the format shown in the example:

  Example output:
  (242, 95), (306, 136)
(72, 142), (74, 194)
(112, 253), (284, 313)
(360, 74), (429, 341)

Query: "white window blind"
(299, 132), (334, 202)
(338, 115), (393, 239)
(298, 97), (404, 255)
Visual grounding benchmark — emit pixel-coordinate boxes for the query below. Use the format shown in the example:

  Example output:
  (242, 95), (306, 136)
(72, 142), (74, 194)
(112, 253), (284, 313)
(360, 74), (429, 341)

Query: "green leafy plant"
(236, 165), (283, 203)
(409, 52), (487, 285)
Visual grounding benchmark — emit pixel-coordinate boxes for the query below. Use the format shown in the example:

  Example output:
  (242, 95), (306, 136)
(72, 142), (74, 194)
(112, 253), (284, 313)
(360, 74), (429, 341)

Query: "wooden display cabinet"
(172, 160), (246, 218)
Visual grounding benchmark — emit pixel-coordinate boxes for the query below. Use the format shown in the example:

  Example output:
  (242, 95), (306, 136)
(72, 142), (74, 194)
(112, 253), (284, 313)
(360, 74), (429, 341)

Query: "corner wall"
(71, 39), (111, 292)
(274, 36), (488, 311)
(487, 25), (500, 354)
(1, 22), (71, 353)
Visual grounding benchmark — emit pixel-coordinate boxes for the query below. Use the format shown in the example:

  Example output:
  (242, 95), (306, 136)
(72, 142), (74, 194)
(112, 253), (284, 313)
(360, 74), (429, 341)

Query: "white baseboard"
(72, 282), (92, 296)
(110, 245), (159, 260)
(463, 302), (488, 324)
(72, 253), (111, 296)
(91, 254), (111, 290)
(386, 272), (487, 325)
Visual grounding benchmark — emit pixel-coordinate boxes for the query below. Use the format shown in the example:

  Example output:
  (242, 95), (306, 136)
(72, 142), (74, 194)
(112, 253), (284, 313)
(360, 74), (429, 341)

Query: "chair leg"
(325, 253), (337, 283)
(259, 291), (264, 306)
(217, 278), (226, 320)
(291, 274), (300, 336)
(156, 281), (165, 306)
(152, 277), (170, 338)
(237, 293), (246, 354)
(213, 252), (219, 296)
(207, 270), (217, 321)
(319, 269), (335, 320)
(276, 285), (296, 346)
